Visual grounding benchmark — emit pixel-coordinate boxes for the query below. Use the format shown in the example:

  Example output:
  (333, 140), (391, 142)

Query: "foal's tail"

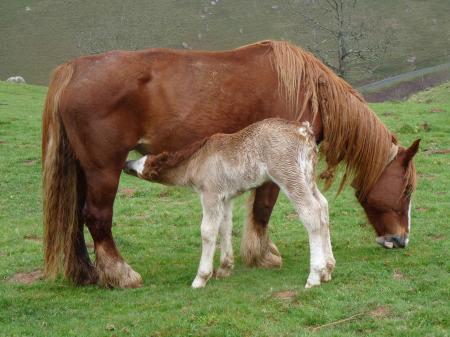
(42, 63), (86, 283)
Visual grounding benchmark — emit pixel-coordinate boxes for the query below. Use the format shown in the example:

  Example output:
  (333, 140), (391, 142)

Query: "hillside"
(1, 0), (449, 85)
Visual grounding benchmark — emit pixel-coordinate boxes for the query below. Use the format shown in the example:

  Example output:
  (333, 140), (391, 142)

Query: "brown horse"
(42, 40), (419, 288)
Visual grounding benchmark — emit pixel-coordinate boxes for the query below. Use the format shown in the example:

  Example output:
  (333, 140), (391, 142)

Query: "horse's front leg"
(216, 200), (234, 278)
(84, 168), (142, 288)
(192, 193), (222, 288)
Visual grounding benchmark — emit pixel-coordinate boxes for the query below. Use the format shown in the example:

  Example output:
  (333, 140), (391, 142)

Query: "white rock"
(6, 76), (26, 84)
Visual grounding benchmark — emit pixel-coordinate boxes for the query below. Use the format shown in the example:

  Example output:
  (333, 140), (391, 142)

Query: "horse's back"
(57, 43), (285, 155)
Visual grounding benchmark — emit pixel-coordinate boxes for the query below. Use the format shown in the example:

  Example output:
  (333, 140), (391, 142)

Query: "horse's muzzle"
(376, 234), (409, 249)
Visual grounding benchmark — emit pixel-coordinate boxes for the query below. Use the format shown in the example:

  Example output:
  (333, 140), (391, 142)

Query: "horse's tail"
(42, 63), (86, 283)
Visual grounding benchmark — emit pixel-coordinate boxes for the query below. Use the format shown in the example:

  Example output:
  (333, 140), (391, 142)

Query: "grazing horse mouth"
(376, 235), (409, 249)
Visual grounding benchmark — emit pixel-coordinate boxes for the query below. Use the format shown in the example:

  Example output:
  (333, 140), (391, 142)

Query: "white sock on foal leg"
(192, 195), (222, 288)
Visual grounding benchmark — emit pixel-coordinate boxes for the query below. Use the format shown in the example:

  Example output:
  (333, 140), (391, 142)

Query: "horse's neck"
(159, 161), (191, 186)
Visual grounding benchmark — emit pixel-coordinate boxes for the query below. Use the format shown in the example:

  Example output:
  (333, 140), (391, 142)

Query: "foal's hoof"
(191, 276), (208, 288)
(216, 267), (232, 279)
(305, 267), (328, 289)
(305, 277), (321, 289)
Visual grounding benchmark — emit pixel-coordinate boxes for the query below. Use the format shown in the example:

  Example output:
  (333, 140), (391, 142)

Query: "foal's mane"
(144, 138), (209, 181)
(263, 40), (395, 199)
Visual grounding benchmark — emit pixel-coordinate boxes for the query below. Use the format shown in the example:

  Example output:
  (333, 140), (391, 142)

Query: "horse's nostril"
(391, 235), (407, 248)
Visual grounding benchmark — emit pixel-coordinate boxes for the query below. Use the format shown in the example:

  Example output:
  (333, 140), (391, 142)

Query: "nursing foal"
(124, 119), (334, 289)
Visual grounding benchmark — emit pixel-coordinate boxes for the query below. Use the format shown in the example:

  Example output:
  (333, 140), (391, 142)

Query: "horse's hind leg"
(83, 168), (142, 288)
(241, 183), (282, 268)
(312, 186), (335, 281)
(275, 172), (327, 288)
(216, 200), (234, 278)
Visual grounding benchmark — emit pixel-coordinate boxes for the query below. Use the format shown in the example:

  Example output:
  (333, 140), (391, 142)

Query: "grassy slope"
(0, 82), (449, 336)
(1, 0), (449, 85)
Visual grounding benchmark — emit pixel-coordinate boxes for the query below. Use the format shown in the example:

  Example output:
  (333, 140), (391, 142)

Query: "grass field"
(0, 81), (449, 336)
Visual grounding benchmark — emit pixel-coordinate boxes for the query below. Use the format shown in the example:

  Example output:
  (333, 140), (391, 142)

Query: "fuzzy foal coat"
(125, 119), (335, 288)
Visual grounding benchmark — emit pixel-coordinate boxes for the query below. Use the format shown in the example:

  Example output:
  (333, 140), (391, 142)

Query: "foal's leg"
(83, 168), (142, 288)
(313, 186), (335, 281)
(216, 200), (234, 278)
(275, 173), (327, 288)
(192, 194), (223, 288)
(241, 183), (282, 268)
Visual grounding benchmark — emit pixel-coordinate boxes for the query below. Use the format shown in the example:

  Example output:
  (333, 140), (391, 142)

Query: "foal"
(124, 118), (335, 288)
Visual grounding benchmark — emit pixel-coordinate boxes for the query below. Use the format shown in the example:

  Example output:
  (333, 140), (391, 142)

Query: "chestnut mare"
(42, 40), (419, 288)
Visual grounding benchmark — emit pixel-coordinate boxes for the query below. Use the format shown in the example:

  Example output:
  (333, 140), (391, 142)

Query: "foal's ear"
(403, 139), (420, 164)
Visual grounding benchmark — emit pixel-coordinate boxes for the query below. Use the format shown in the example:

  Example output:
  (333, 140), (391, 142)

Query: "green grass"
(0, 81), (449, 336)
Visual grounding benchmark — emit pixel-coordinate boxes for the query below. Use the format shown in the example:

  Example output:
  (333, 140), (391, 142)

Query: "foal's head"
(359, 139), (420, 249)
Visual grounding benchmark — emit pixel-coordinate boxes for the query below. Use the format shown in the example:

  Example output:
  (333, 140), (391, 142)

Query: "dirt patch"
(430, 108), (444, 113)
(272, 290), (298, 301)
(0, 140), (5, 144)
(369, 306), (390, 319)
(157, 189), (171, 198)
(119, 188), (136, 198)
(424, 149), (450, 155)
(10, 269), (43, 284)
(419, 122), (430, 132)
(430, 234), (445, 241)
(23, 159), (37, 165)
(361, 69), (450, 103)
(285, 212), (298, 221)
(23, 234), (42, 242)
(393, 270), (405, 280)
(418, 173), (436, 179)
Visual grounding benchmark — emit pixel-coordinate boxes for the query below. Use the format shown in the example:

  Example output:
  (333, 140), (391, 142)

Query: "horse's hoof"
(97, 261), (142, 288)
(321, 272), (332, 282)
(216, 267), (232, 278)
(191, 276), (208, 288)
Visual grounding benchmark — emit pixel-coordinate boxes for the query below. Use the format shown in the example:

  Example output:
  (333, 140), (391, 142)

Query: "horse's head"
(359, 139), (420, 249)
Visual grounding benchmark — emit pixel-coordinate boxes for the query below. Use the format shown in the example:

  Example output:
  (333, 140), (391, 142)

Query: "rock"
(271, 5), (279, 10)
(182, 42), (189, 49)
(6, 76), (26, 84)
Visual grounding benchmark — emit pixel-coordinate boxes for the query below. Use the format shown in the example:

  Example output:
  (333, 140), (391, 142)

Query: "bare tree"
(290, 0), (396, 79)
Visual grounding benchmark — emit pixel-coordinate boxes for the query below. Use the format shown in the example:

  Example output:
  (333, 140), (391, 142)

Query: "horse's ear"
(403, 139), (420, 165)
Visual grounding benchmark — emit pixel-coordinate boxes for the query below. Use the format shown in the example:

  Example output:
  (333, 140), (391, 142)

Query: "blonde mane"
(266, 40), (394, 199)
